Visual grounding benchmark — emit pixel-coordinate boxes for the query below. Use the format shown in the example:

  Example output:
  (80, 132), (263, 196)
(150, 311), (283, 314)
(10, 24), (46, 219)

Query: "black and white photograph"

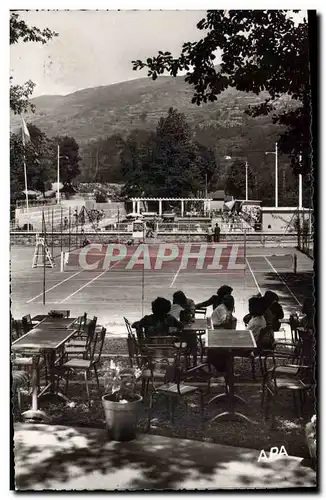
(9, 5), (317, 491)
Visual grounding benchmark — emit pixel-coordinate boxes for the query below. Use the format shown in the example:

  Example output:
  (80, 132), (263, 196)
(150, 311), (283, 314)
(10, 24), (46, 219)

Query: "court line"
(169, 262), (183, 288)
(26, 270), (84, 304)
(59, 260), (121, 303)
(245, 258), (262, 295)
(264, 257), (302, 306)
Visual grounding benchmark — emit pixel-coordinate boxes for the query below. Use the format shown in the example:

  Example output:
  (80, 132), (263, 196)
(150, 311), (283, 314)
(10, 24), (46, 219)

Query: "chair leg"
(65, 370), (70, 396)
(146, 392), (154, 432)
(251, 357), (256, 380)
(17, 389), (22, 419)
(199, 391), (205, 421)
(94, 365), (101, 399)
(84, 370), (91, 407)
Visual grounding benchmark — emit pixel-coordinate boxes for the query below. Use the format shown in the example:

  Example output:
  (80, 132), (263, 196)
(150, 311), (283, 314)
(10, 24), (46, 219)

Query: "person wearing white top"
(210, 295), (237, 329)
(170, 303), (184, 321)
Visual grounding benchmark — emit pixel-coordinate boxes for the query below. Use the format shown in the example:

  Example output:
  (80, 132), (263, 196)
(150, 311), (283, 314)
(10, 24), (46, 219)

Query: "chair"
(65, 317), (97, 357)
(138, 335), (195, 400)
(262, 333), (314, 420)
(60, 326), (106, 407)
(195, 308), (207, 319)
(146, 355), (207, 432)
(48, 309), (70, 318)
(21, 315), (33, 334)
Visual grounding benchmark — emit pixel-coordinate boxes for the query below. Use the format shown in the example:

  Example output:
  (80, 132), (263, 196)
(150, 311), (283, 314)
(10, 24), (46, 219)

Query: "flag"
(21, 117), (31, 146)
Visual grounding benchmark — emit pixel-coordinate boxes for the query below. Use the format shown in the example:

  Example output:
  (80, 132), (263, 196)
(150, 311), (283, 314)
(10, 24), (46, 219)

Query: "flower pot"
(102, 393), (142, 441)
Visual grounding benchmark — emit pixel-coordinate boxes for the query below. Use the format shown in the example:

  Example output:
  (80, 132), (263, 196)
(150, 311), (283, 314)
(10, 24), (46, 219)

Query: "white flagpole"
(21, 118), (29, 212)
(57, 144), (60, 204)
(299, 154), (303, 209)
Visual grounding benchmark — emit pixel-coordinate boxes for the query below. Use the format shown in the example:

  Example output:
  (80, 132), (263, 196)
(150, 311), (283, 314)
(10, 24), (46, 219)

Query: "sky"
(10, 10), (213, 97)
(10, 9), (307, 98)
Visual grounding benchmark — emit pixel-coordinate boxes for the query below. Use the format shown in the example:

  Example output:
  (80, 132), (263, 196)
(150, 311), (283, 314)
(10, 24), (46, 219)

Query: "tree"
(10, 12), (58, 114)
(225, 160), (246, 199)
(132, 10), (311, 175)
(55, 136), (82, 185)
(10, 123), (56, 200)
(120, 108), (216, 198)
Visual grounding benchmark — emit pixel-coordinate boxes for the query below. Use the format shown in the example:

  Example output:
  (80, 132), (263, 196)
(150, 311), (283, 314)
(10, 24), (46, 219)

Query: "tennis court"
(10, 244), (313, 335)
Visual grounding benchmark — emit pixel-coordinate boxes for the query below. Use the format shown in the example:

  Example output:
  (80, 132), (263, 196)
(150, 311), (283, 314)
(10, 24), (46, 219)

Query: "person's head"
(222, 294), (235, 312)
(173, 291), (187, 307)
(302, 297), (314, 317)
(264, 291), (279, 306)
(248, 297), (265, 317)
(217, 285), (233, 297)
(151, 297), (171, 317)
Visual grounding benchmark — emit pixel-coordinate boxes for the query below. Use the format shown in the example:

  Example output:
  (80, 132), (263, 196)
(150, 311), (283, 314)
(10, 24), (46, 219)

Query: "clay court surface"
(11, 245), (313, 335)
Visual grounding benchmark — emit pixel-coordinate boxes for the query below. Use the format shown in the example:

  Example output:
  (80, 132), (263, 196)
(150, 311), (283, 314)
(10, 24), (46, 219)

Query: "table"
(183, 319), (208, 364)
(206, 329), (257, 424)
(12, 318), (78, 422)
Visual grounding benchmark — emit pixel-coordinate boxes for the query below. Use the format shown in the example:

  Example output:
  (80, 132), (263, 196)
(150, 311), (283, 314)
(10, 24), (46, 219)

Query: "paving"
(13, 423), (316, 491)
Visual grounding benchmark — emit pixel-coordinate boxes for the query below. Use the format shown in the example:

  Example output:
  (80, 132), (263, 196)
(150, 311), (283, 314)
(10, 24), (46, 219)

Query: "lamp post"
(224, 155), (248, 200)
(265, 142), (279, 207)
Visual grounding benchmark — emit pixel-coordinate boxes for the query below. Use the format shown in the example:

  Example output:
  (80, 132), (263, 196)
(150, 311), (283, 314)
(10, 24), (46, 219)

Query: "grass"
(15, 337), (315, 459)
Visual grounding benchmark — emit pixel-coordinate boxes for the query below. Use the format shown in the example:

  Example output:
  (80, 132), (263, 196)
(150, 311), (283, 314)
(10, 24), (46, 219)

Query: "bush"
(94, 190), (108, 203)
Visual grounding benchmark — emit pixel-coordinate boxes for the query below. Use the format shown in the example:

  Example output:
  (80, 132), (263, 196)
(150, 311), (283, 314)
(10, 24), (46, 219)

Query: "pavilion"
(130, 197), (213, 217)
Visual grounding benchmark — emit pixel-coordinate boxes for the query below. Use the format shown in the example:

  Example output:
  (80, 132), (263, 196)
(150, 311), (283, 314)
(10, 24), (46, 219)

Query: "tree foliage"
(132, 10), (311, 175)
(55, 136), (82, 185)
(10, 124), (81, 201)
(10, 11), (58, 114)
(120, 108), (216, 198)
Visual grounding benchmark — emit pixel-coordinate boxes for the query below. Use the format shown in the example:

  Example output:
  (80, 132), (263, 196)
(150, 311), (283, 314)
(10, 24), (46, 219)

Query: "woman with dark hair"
(132, 297), (183, 339)
(246, 297), (267, 341)
(170, 290), (196, 323)
(263, 291), (284, 332)
(196, 285), (233, 311)
(299, 297), (314, 330)
(210, 294), (237, 329)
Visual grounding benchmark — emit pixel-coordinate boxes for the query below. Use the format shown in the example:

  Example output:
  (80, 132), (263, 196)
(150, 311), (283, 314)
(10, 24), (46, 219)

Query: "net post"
(60, 251), (65, 272)
(244, 229), (247, 270)
(51, 208), (54, 258)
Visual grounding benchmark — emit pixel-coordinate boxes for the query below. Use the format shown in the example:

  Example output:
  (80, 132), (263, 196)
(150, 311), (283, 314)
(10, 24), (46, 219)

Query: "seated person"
(299, 297), (314, 331)
(132, 297), (183, 339)
(210, 295), (237, 329)
(170, 291), (195, 323)
(246, 297), (267, 341)
(196, 285), (233, 311)
(263, 291), (284, 332)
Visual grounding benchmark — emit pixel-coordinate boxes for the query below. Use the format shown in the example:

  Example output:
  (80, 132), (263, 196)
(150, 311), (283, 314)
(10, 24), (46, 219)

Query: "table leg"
(209, 353), (257, 424)
(38, 351), (70, 403)
(21, 354), (50, 423)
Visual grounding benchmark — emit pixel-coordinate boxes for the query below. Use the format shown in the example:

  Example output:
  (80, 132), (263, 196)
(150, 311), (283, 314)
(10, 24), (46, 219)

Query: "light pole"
(265, 142), (278, 207)
(57, 145), (69, 204)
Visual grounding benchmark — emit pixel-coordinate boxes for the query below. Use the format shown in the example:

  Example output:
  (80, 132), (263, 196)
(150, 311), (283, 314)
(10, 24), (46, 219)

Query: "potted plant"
(101, 360), (142, 441)
(305, 414), (316, 463)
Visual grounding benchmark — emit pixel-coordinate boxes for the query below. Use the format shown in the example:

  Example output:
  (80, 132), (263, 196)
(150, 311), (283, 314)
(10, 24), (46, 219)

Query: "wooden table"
(206, 329), (257, 424)
(183, 319), (208, 364)
(12, 318), (78, 422)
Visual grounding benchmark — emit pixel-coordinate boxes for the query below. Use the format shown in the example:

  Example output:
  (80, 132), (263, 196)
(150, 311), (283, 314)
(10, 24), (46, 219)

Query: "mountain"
(10, 74), (293, 145)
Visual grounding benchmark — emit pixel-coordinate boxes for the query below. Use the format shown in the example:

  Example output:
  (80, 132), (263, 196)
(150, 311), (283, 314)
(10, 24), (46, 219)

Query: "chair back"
(124, 317), (133, 336)
(92, 327), (106, 364)
(195, 308), (207, 319)
(21, 315), (32, 334)
(140, 336), (186, 369)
